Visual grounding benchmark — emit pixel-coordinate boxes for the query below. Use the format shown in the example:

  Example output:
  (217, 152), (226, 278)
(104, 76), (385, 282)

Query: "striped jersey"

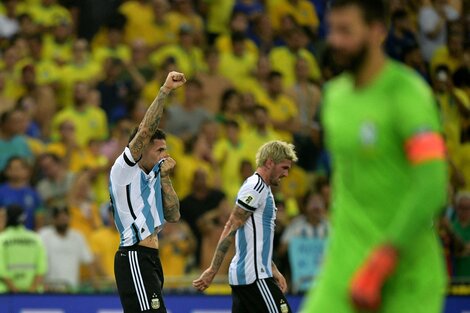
(229, 173), (277, 285)
(109, 147), (165, 247)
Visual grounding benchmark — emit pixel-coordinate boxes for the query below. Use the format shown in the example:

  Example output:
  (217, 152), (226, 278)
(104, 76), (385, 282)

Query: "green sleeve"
(385, 73), (447, 249)
(36, 237), (48, 276)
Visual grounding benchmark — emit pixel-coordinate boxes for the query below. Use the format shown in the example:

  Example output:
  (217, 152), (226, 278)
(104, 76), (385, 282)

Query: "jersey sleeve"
(395, 75), (446, 165)
(236, 177), (265, 212)
(109, 147), (141, 186)
(384, 74), (448, 249)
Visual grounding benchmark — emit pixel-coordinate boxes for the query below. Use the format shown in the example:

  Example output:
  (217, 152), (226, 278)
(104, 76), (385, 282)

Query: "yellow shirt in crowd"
(51, 106), (108, 147)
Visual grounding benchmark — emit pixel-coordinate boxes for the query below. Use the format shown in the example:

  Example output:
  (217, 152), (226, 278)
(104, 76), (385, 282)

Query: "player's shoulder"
(240, 173), (267, 194)
(386, 60), (431, 97)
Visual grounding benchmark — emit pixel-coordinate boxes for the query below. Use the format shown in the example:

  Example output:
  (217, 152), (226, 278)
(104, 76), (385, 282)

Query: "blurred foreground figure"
(302, 0), (448, 312)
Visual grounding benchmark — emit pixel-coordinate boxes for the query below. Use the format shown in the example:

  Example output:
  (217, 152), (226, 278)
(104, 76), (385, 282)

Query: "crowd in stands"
(0, 0), (469, 294)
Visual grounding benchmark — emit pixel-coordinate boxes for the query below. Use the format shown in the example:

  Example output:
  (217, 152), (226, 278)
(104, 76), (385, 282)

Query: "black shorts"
(231, 278), (292, 313)
(114, 245), (166, 313)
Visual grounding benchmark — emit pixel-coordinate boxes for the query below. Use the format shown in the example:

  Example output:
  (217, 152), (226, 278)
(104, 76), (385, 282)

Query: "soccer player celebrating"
(110, 72), (186, 313)
(301, 1), (448, 312)
(193, 140), (297, 313)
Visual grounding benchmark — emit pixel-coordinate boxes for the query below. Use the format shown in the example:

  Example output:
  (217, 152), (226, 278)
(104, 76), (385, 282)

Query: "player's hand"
(192, 268), (217, 291)
(162, 71), (186, 93)
(273, 270), (288, 293)
(160, 157), (176, 177)
(349, 245), (398, 311)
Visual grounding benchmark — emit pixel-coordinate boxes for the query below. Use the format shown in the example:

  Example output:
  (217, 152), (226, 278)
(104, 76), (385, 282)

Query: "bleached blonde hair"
(256, 140), (298, 168)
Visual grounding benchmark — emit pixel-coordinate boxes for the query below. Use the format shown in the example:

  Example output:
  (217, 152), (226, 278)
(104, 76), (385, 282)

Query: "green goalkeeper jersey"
(302, 60), (448, 313)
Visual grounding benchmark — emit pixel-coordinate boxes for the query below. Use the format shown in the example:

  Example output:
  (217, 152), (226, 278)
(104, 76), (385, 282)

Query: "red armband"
(405, 132), (445, 165)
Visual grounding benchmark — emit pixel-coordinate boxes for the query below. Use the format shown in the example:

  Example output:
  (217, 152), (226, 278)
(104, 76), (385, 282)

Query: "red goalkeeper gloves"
(349, 245), (398, 311)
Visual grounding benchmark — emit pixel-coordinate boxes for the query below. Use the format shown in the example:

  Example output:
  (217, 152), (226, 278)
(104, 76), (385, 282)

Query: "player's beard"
(330, 41), (369, 74)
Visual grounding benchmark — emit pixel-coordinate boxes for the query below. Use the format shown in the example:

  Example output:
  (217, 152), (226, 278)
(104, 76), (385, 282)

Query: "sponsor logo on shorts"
(280, 299), (288, 313)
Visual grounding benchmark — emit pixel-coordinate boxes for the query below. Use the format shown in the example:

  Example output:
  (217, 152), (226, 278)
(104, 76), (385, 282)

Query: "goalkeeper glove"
(349, 245), (398, 311)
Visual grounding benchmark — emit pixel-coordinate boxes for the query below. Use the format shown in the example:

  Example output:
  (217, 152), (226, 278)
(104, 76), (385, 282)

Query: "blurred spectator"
(92, 15), (131, 66)
(180, 169), (225, 268)
(0, 205), (47, 293)
(0, 0), (20, 40)
(27, 0), (71, 30)
(385, 9), (418, 61)
(119, 0), (155, 46)
(270, 0), (319, 38)
(196, 49), (233, 114)
(2, 45), (22, 102)
(100, 118), (134, 163)
(167, 0), (204, 45)
(51, 82), (108, 147)
(451, 192), (470, 279)
(197, 199), (234, 273)
(205, 0), (237, 45)
(150, 25), (206, 78)
(125, 39), (154, 84)
(149, 0), (177, 49)
(242, 105), (281, 155)
(0, 157), (44, 230)
(234, 0), (264, 20)
(213, 120), (251, 201)
(165, 79), (211, 141)
(25, 34), (61, 87)
(67, 170), (102, 242)
(174, 133), (219, 198)
(403, 44), (432, 82)
(241, 54), (271, 105)
(215, 89), (244, 127)
(260, 71), (298, 142)
(287, 57), (322, 172)
(218, 32), (258, 89)
(431, 31), (465, 73)
(42, 20), (73, 65)
(0, 71), (15, 115)
(89, 205), (119, 287)
(215, 11), (259, 57)
(159, 218), (196, 279)
(280, 164), (309, 216)
(432, 65), (470, 158)
(46, 120), (93, 173)
(59, 39), (101, 107)
(269, 27), (321, 88)
(39, 207), (95, 292)
(96, 58), (131, 123)
(248, 13), (279, 54)
(279, 193), (329, 253)
(278, 193), (328, 292)
(36, 153), (75, 215)
(18, 64), (57, 138)
(418, 0), (460, 61)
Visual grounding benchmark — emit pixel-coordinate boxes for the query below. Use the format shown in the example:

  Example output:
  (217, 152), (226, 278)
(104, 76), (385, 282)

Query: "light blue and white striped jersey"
(229, 173), (276, 285)
(109, 147), (165, 247)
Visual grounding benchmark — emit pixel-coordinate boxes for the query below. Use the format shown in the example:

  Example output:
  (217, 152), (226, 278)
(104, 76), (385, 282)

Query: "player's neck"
(353, 50), (386, 89)
(255, 168), (269, 186)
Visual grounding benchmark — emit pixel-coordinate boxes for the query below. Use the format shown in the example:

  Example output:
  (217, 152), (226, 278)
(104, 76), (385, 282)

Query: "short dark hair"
(128, 127), (166, 144)
(52, 206), (69, 218)
(186, 78), (203, 89)
(38, 152), (62, 164)
(331, 0), (387, 24)
(6, 205), (26, 227)
(253, 104), (268, 113)
(231, 31), (246, 43)
(268, 71), (283, 81)
(391, 9), (408, 24)
(225, 119), (240, 129)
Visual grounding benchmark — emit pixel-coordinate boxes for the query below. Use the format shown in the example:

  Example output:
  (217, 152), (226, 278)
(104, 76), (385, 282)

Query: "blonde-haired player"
(193, 140), (297, 313)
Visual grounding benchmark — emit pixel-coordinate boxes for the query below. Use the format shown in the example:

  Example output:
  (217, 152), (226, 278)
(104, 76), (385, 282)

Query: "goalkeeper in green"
(301, 1), (448, 312)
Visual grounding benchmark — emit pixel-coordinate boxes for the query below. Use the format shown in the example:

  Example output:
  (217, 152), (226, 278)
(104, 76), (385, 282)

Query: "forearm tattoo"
(211, 230), (237, 272)
(161, 175), (180, 222)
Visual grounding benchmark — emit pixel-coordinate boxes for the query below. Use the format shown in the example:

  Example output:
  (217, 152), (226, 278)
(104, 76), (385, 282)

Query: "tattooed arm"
(192, 206), (253, 291)
(160, 157), (180, 222)
(128, 71), (186, 161)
